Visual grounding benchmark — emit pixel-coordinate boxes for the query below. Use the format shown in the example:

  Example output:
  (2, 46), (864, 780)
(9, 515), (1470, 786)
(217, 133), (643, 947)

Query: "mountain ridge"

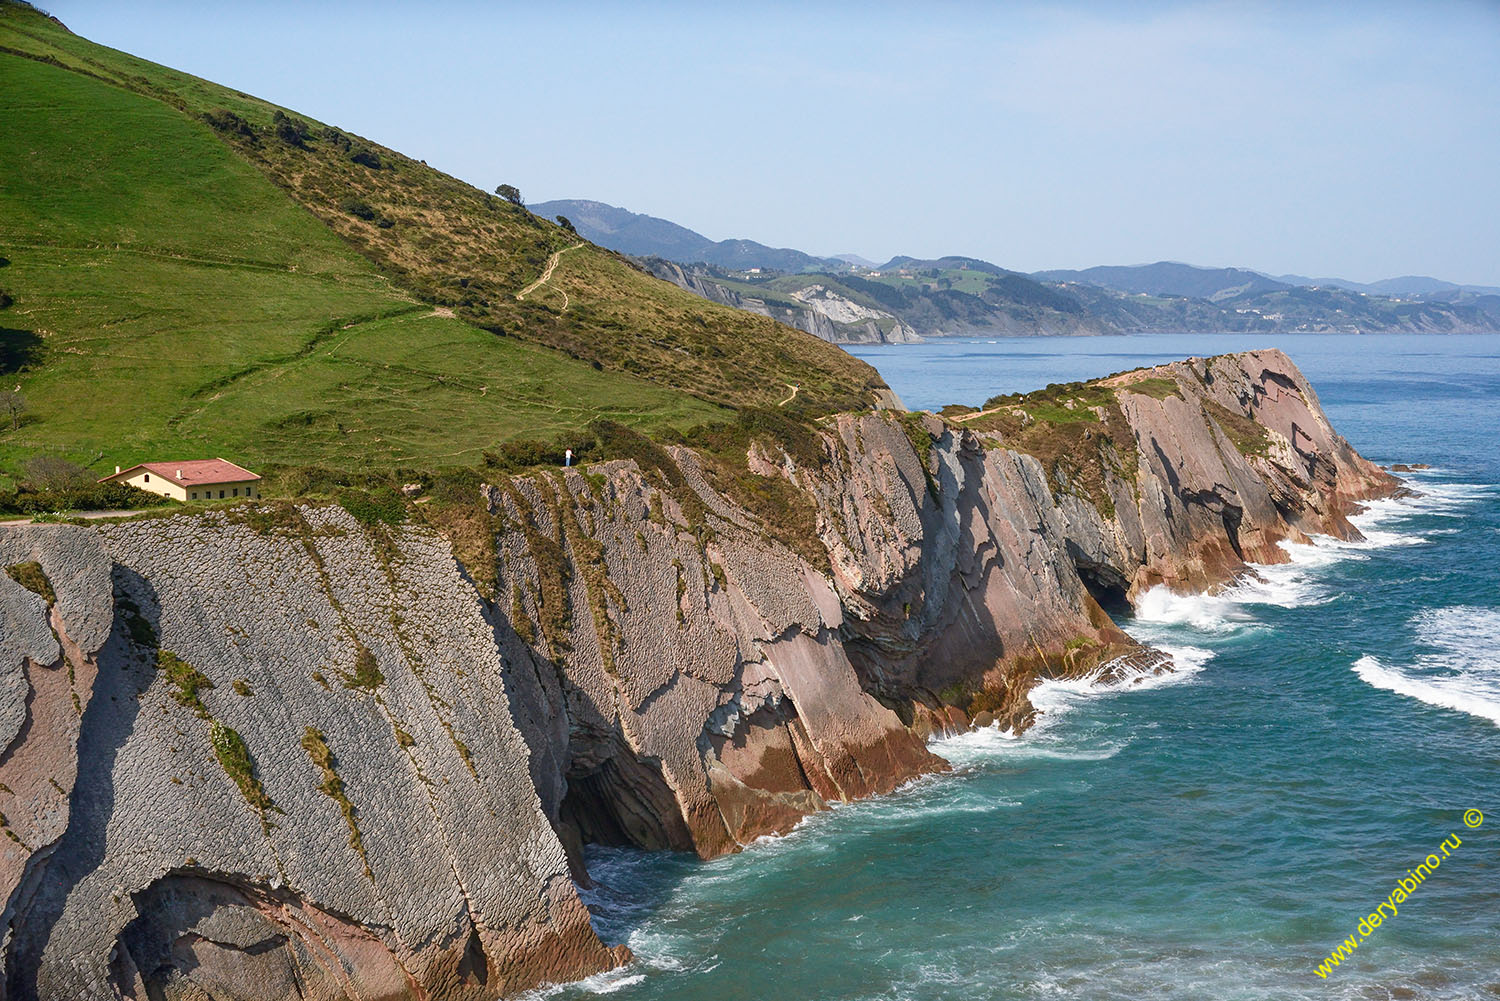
(530, 198), (844, 274)
(535, 198), (1500, 341)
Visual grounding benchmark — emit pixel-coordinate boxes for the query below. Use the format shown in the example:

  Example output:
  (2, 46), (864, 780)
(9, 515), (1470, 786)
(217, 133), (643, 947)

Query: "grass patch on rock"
(210, 720), (273, 813)
(5, 561), (54, 605)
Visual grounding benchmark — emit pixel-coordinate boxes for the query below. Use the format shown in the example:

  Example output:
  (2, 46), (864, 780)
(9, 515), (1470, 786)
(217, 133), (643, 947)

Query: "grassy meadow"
(0, 35), (725, 486)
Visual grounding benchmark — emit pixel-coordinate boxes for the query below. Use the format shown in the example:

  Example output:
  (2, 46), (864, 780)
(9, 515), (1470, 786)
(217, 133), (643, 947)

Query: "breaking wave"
(1129, 478), (1491, 642)
(1353, 606), (1500, 727)
(933, 644), (1212, 769)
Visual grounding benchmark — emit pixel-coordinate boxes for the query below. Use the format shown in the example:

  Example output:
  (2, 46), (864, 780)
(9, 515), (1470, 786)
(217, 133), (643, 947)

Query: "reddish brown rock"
(0, 350), (1387, 999)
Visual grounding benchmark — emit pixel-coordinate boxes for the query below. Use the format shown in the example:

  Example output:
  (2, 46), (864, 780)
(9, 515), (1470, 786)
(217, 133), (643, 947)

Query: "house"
(100, 458), (261, 502)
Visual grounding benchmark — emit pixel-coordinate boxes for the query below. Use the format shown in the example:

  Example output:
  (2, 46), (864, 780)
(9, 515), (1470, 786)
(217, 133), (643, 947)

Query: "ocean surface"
(540, 334), (1500, 1001)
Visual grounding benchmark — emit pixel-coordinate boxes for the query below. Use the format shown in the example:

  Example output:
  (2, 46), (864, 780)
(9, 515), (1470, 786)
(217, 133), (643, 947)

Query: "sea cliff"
(0, 350), (1393, 999)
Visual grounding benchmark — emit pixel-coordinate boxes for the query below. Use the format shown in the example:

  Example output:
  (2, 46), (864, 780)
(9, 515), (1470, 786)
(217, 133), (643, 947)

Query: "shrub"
(344, 643), (383, 690)
(349, 147), (382, 169)
(202, 108), (254, 138)
(271, 110), (310, 147)
(338, 196), (377, 221)
(21, 455), (91, 491)
(482, 436), (594, 472)
(338, 486), (406, 526)
(0, 479), (169, 516)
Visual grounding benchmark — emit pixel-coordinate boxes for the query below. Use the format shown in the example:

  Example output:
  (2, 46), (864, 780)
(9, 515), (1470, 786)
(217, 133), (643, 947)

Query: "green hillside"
(0, 2), (886, 487)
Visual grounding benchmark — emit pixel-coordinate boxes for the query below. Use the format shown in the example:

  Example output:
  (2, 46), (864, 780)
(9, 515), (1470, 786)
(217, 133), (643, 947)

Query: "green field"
(0, 1), (884, 488)
(0, 27), (727, 480)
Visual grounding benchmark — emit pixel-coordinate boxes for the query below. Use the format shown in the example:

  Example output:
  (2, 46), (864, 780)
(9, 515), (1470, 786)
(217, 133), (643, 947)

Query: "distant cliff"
(650, 258), (1500, 343)
(0, 351), (1394, 999)
(644, 259), (923, 344)
(528, 200), (1500, 342)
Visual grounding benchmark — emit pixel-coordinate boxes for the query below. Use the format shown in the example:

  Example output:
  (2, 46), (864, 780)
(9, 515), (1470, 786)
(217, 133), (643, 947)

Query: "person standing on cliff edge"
(564, 448), (573, 468)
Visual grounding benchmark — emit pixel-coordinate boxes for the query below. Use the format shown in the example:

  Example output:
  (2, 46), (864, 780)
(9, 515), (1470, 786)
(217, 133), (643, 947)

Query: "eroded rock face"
(1086, 349), (1396, 593)
(0, 514), (622, 1001)
(0, 351), (1392, 999)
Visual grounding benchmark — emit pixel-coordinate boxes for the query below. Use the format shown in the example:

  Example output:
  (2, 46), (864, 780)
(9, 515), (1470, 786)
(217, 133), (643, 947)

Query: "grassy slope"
(0, 3), (884, 482)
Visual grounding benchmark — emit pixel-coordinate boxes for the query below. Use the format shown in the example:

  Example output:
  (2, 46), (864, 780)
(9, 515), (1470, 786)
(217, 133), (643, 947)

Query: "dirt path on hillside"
(1, 509), (151, 527)
(777, 383), (800, 406)
(516, 242), (584, 305)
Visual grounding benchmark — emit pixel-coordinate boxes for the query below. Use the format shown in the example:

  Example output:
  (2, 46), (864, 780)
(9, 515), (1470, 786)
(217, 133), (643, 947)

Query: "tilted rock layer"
(0, 350), (1392, 999)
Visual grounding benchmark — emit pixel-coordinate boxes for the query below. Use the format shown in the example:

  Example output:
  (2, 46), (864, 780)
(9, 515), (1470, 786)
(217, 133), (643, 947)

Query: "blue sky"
(46, 1), (1500, 284)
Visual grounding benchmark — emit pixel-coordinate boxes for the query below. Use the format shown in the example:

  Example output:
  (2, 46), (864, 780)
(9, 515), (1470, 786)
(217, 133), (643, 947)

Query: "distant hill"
(653, 250), (1500, 343)
(1030, 262), (1291, 302)
(1275, 274), (1500, 297)
(530, 199), (842, 273)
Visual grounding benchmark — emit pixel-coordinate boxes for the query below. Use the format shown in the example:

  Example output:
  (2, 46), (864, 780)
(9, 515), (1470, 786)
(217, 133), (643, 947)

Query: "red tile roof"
(100, 458), (260, 487)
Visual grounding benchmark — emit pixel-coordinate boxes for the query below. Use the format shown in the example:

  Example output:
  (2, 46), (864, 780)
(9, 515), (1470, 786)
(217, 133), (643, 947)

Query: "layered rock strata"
(0, 350), (1393, 999)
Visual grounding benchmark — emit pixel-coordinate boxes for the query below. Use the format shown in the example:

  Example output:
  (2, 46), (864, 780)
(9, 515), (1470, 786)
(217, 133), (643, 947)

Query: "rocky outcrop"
(0, 350), (1392, 999)
(0, 514), (623, 1001)
(951, 349), (1395, 598)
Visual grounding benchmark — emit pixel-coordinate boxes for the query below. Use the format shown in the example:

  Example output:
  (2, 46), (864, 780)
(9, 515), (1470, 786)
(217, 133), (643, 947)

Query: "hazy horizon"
(44, 0), (1500, 286)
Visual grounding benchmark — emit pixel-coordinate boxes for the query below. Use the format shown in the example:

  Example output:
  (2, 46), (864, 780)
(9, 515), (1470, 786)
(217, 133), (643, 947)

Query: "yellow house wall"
(183, 480), (260, 502)
(119, 470), (186, 502)
(112, 473), (260, 502)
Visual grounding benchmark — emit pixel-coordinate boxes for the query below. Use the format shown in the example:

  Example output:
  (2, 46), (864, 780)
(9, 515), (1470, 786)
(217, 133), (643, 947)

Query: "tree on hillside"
(556, 215), (576, 234)
(1, 389), (24, 431)
(22, 455), (90, 491)
(495, 184), (523, 206)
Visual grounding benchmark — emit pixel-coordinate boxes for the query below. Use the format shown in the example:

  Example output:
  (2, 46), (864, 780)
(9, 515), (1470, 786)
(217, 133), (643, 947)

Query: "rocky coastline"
(0, 349), (1395, 1000)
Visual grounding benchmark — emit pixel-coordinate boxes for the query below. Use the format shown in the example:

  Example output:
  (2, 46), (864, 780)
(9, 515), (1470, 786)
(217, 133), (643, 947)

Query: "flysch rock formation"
(0, 349), (1393, 999)
(645, 260), (923, 344)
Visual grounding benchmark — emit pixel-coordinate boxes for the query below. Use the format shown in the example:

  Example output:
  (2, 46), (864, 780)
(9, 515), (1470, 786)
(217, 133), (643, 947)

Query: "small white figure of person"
(564, 448), (573, 468)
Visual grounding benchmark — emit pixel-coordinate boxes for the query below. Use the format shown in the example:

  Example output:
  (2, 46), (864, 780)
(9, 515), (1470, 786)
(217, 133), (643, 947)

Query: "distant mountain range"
(531, 199), (1500, 343)
(530, 199), (844, 273)
(1035, 262), (1500, 302)
(1274, 274), (1500, 298)
(1032, 262), (1291, 301)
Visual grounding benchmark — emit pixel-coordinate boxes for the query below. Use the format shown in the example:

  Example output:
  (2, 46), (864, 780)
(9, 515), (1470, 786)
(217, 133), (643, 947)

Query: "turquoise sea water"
(540, 334), (1500, 1001)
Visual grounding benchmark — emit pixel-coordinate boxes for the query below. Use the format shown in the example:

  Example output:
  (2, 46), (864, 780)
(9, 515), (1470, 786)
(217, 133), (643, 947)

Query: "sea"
(535, 333), (1500, 1001)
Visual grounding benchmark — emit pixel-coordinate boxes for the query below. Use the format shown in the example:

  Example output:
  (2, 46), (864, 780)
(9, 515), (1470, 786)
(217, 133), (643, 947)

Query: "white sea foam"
(1132, 586), (1258, 633)
(932, 644), (1211, 767)
(1353, 606), (1500, 727)
(516, 967), (647, 998)
(1127, 480), (1492, 641)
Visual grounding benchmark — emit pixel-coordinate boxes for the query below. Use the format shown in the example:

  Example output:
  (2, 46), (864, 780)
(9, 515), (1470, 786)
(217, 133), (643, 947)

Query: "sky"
(44, 0), (1500, 285)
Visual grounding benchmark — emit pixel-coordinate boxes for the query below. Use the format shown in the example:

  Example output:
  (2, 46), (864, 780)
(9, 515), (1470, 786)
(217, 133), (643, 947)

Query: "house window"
(233, 488), (238, 497)
(191, 492), (197, 500)
(143, 474), (150, 482)
(219, 490), (225, 499)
